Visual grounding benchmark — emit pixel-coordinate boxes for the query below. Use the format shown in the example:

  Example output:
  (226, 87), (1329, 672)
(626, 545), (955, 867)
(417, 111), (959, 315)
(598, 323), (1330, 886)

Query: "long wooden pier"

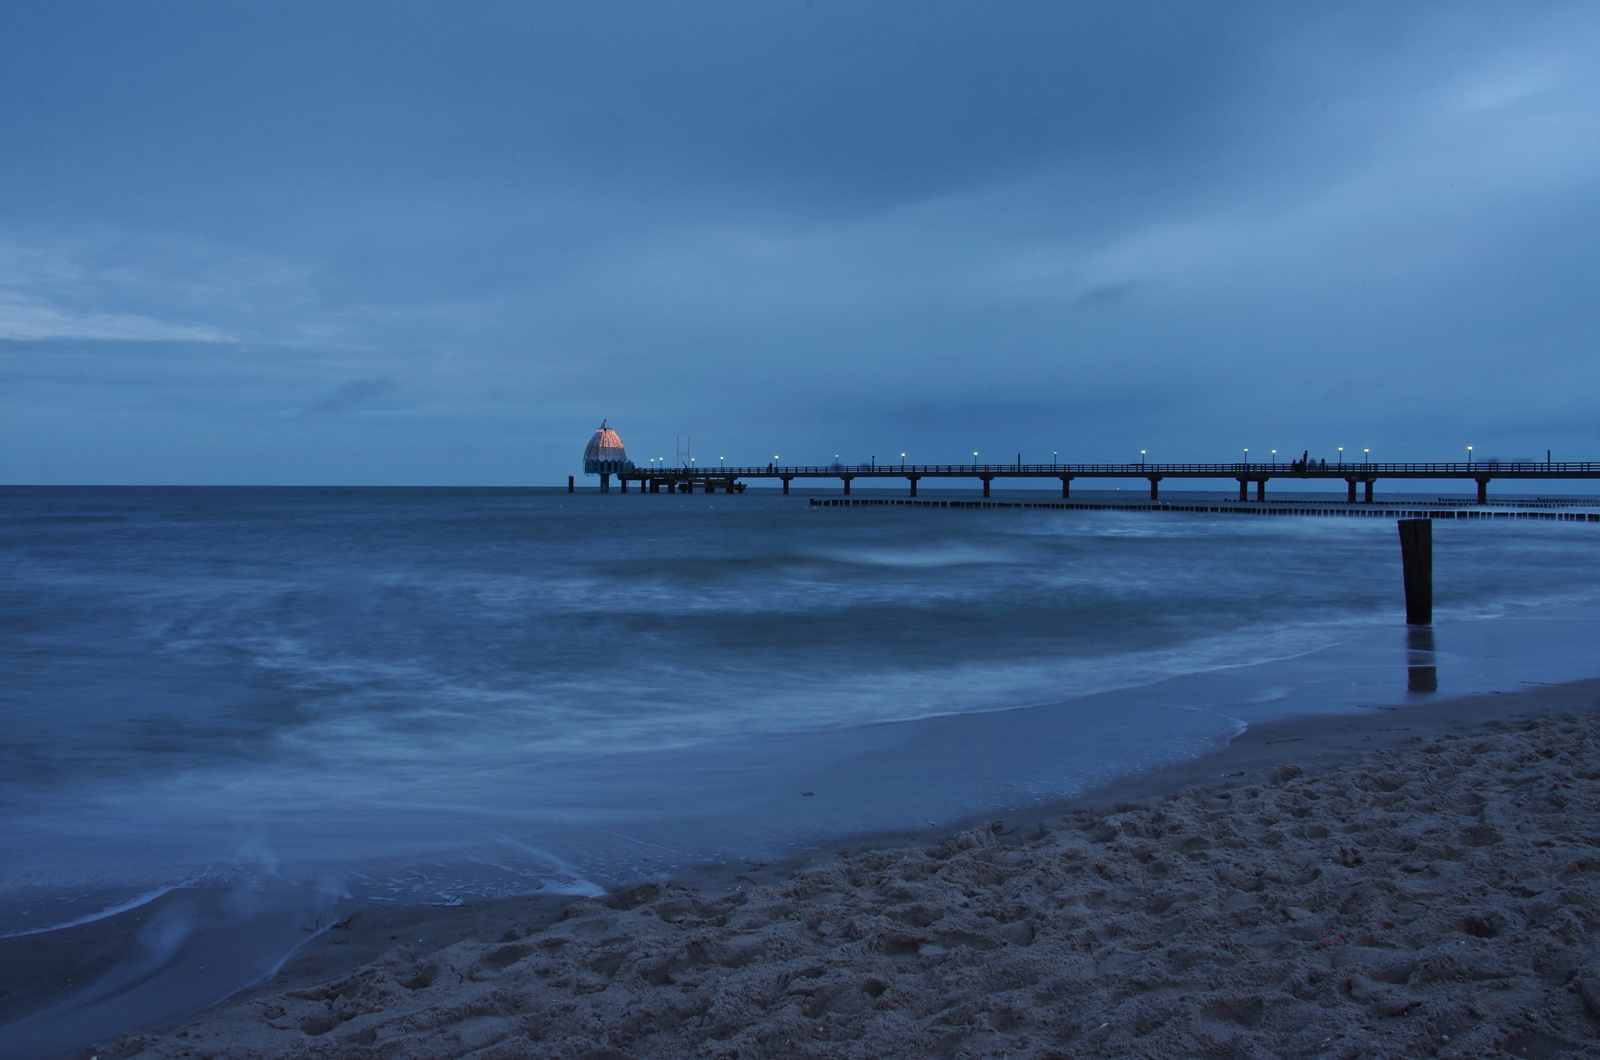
(606, 459), (1600, 504)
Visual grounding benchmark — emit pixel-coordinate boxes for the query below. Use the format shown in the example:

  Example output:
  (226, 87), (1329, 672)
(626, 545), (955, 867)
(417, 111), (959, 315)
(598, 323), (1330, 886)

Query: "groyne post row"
(805, 497), (1600, 522)
(613, 460), (1600, 503)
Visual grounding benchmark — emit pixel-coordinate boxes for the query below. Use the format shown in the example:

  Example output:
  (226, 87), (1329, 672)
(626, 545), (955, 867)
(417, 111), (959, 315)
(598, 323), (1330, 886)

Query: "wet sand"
(43, 679), (1600, 1057)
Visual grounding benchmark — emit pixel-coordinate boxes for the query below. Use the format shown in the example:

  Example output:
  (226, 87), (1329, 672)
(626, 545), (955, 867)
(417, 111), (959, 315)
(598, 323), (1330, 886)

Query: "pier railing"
(627, 461), (1600, 478)
(596, 457), (1600, 502)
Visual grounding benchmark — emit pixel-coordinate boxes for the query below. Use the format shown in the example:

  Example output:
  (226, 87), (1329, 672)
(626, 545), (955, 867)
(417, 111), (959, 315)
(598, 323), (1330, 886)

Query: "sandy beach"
(61, 680), (1600, 1059)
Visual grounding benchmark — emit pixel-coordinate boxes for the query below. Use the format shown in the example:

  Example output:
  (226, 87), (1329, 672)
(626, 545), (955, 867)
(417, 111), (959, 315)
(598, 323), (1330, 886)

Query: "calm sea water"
(2, 485), (1599, 1050)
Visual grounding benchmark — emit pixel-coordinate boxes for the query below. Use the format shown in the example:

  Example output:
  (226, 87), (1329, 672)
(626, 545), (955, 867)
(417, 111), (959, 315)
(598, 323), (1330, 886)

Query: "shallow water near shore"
(3, 485), (1599, 1053)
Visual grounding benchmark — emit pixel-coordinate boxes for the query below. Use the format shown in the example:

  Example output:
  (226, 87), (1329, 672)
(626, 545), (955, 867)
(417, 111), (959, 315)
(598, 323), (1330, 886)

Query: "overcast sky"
(2, 2), (1597, 484)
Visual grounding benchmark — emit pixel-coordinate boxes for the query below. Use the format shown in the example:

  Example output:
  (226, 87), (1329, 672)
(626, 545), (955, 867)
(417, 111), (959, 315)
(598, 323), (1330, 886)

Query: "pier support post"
(1398, 518), (1433, 626)
(621, 477), (628, 493)
(781, 476), (792, 495)
(568, 475), (574, 493)
(1476, 477), (1489, 504)
(1346, 479), (1357, 504)
(1238, 479), (1249, 502)
(981, 477), (992, 498)
(842, 476), (852, 496)
(601, 473), (610, 493)
(1365, 480), (1375, 504)
(1148, 477), (1162, 500)
(1060, 476), (1073, 498)
(1255, 480), (1266, 502)
(907, 476), (920, 497)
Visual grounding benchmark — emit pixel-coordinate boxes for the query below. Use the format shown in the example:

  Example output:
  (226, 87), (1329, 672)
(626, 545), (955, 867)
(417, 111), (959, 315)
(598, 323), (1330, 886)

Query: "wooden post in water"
(1407, 625), (1438, 694)
(568, 475), (574, 493)
(1397, 518), (1432, 626)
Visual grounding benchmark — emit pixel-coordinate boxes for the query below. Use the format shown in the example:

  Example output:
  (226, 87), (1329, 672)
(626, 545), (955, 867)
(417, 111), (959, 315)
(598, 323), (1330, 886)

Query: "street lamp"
(1364, 448), (1369, 464)
(1271, 449), (1277, 466)
(1140, 449), (1146, 465)
(1338, 447), (1344, 467)
(1243, 448), (1249, 465)
(1467, 445), (1473, 467)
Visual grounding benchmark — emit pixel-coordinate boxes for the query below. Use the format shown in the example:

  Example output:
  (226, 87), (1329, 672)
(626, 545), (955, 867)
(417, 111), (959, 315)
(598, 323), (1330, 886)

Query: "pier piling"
(1398, 518), (1433, 626)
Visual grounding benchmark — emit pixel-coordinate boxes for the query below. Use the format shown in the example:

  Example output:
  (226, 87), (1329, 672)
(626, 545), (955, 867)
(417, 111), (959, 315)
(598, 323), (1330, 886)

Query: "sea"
(3, 484), (1599, 1055)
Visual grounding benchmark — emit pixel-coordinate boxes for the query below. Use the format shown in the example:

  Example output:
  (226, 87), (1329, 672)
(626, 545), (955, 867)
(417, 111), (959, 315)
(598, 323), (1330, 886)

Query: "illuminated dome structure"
(583, 421), (633, 490)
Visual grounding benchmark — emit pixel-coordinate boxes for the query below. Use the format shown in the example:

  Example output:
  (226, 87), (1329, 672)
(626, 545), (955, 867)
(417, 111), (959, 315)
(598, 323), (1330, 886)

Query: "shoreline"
(8, 676), (1594, 1059)
(249, 679), (1600, 1002)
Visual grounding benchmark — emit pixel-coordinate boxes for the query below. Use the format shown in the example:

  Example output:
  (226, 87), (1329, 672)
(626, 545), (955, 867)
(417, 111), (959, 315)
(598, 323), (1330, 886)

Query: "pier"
(610, 459), (1600, 503)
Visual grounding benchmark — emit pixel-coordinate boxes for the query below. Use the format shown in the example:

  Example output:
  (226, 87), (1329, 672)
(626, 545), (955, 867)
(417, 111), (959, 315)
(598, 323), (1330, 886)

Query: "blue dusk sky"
(2, 2), (1598, 484)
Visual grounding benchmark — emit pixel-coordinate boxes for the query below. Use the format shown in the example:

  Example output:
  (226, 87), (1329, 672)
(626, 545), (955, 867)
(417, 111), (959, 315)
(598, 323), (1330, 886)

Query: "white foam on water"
(0, 885), (178, 939)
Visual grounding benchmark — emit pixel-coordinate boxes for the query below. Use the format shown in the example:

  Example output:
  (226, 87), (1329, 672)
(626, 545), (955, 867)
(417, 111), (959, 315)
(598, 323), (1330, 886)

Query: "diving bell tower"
(583, 420), (633, 492)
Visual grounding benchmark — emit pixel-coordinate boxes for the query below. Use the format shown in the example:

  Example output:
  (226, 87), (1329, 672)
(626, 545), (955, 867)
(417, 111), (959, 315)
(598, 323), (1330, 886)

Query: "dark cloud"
(303, 377), (396, 417)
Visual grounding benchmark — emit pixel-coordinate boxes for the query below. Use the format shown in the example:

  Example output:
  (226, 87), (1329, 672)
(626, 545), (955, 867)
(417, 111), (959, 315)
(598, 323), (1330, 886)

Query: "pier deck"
(605, 460), (1600, 503)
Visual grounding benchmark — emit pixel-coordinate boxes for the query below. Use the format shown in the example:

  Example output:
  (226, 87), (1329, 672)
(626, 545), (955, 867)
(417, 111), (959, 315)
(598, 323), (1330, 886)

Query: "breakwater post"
(1397, 518), (1433, 626)
(1407, 626), (1438, 694)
